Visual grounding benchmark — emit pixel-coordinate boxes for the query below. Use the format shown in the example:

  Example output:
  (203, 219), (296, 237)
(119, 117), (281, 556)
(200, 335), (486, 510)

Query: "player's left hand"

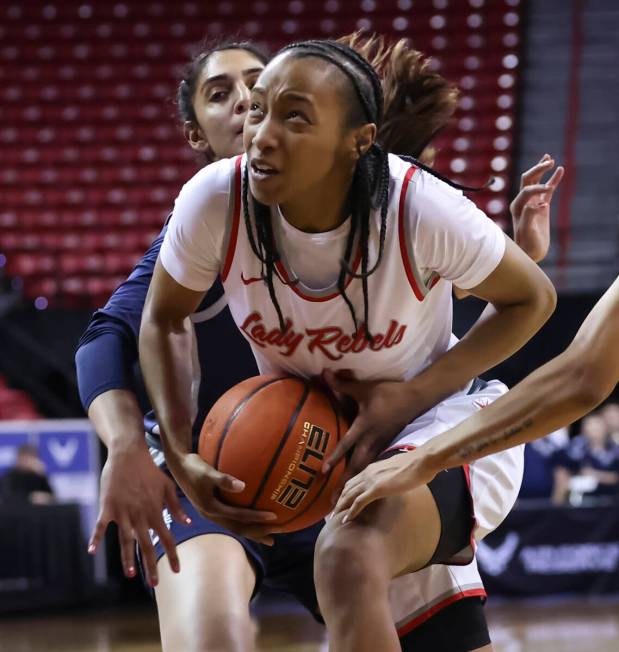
(332, 447), (439, 522)
(510, 153), (564, 263)
(321, 370), (422, 491)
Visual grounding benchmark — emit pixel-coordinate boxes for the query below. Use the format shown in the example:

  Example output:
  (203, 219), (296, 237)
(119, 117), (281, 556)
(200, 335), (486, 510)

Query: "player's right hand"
(87, 443), (190, 588)
(168, 452), (279, 546)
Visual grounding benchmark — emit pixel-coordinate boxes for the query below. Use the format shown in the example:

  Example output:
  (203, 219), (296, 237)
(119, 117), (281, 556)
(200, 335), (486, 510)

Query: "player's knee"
(314, 522), (386, 603)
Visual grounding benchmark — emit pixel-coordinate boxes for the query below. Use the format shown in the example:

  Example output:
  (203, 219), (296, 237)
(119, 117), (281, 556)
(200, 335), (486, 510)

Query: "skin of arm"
(139, 259), (203, 465)
(139, 260), (279, 543)
(79, 227), (196, 585)
(324, 235), (557, 476)
(583, 468), (619, 485)
(88, 388), (190, 585)
(405, 236), (557, 411)
(88, 389), (148, 454)
(423, 275), (619, 470)
(333, 277), (619, 520)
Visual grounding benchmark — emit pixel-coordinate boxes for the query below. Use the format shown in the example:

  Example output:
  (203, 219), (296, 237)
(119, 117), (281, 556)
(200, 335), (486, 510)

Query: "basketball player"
(139, 39), (559, 651)
(77, 37), (525, 651)
(334, 275), (619, 521)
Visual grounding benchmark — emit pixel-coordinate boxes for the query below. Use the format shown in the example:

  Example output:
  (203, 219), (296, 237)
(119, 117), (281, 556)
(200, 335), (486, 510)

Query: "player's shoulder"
(180, 154), (241, 198)
(388, 154), (468, 224)
(171, 155), (243, 229)
(388, 154), (464, 203)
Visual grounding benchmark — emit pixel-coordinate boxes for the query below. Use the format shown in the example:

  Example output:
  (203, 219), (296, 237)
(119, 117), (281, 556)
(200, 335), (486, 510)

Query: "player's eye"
(286, 110), (309, 123)
(209, 90), (227, 102)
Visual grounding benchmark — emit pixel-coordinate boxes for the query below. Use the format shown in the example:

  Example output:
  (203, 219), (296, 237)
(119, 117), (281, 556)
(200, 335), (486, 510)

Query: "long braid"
(259, 201), (287, 332)
(241, 164), (290, 331)
(336, 182), (360, 336)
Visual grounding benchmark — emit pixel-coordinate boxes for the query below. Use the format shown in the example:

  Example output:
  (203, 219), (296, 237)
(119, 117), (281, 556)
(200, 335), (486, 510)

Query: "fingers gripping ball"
(199, 376), (348, 532)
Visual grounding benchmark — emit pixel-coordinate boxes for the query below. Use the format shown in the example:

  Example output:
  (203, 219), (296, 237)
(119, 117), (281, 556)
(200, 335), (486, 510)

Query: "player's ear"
(350, 123), (377, 161)
(184, 121), (212, 155)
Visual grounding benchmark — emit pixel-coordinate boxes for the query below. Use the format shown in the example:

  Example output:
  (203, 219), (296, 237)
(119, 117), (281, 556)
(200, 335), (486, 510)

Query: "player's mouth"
(249, 158), (280, 182)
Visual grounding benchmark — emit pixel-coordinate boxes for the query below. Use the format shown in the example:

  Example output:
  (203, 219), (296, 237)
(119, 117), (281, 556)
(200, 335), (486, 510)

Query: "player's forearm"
(591, 470), (619, 485)
(88, 389), (148, 455)
(420, 345), (604, 470)
(407, 286), (555, 411)
(139, 317), (195, 461)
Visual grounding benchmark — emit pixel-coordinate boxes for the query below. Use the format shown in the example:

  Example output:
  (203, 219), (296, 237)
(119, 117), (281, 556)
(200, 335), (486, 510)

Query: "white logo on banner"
(476, 532), (520, 576)
(520, 543), (619, 574)
(48, 438), (79, 467)
(0, 447), (18, 467)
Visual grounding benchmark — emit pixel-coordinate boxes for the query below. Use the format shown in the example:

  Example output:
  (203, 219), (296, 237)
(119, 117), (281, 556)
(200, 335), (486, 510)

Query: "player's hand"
(88, 443), (191, 588)
(333, 447), (439, 522)
(510, 154), (564, 263)
(168, 452), (280, 546)
(321, 370), (420, 491)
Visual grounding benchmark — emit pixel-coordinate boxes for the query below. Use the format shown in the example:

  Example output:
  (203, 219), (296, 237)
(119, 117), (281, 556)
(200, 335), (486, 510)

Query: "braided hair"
(241, 38), (485, 339)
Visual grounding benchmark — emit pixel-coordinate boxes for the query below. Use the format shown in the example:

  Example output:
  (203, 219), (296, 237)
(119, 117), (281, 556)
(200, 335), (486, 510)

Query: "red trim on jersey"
(274, 246), (362, 303)
(397, 165), (424, 301)
(221, 155), (243, 282)
(429, 274), (441, 289)
(396, 589), (487, 638)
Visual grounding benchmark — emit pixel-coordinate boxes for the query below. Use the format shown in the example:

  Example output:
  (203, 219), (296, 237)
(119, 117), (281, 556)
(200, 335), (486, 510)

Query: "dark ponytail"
(340, 32), (494, 191)
(338, 32), (459, 165)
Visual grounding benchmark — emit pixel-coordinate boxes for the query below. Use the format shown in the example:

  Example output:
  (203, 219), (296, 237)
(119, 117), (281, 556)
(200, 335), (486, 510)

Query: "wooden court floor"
(1, 597), (618, 651)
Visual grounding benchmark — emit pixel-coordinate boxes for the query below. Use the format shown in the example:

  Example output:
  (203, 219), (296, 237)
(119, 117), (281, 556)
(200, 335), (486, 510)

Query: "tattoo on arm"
(456, 417), (534, 462)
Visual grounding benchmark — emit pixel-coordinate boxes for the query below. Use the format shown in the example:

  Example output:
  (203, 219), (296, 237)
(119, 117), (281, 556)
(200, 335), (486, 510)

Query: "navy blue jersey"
(75, 223), (258, 449)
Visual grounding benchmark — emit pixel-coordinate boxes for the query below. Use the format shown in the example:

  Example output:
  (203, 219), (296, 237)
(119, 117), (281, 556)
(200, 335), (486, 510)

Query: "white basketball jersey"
(209, 154), (505, 383)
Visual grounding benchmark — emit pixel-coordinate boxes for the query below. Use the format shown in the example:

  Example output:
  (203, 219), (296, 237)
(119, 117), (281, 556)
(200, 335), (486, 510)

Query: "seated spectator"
(0, 444), (54, 505)
(601, 402), (619, 446)
(519, 428), (569, 499)
(551, 414), (619, 505)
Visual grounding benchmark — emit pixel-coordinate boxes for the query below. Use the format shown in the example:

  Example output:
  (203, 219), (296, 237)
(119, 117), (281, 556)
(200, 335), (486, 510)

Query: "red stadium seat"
(4, 0), (522, 307)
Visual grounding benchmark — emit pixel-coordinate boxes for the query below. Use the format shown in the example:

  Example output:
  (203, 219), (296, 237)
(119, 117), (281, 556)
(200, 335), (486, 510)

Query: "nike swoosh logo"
(241, 273), (264, 286)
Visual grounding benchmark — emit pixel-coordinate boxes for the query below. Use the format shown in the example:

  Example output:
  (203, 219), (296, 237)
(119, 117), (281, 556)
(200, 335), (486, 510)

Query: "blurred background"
(0, 0), (618, 650)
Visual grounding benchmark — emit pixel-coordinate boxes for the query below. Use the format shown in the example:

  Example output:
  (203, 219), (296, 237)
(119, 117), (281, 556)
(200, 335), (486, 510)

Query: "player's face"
(602, 404), (619, 431)
(190, 49), (264, 160)
(582, 415), (609, 447)
(244, 53), (366, 207)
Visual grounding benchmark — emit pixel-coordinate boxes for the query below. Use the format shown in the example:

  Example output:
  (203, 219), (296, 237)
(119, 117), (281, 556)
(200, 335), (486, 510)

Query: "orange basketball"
(199, 375), (348, 533)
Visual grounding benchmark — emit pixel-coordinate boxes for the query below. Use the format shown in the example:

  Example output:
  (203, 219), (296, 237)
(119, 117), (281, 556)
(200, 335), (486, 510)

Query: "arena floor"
(1, 596), (618, 651)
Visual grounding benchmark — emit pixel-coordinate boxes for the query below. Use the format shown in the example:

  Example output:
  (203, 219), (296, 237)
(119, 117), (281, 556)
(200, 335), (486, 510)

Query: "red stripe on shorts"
(396, 588), (488, 638)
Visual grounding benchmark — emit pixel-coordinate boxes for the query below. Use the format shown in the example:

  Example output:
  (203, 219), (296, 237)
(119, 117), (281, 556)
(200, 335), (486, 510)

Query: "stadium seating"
(0, 375), (41, 419)
(0, 0), (522, 307)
